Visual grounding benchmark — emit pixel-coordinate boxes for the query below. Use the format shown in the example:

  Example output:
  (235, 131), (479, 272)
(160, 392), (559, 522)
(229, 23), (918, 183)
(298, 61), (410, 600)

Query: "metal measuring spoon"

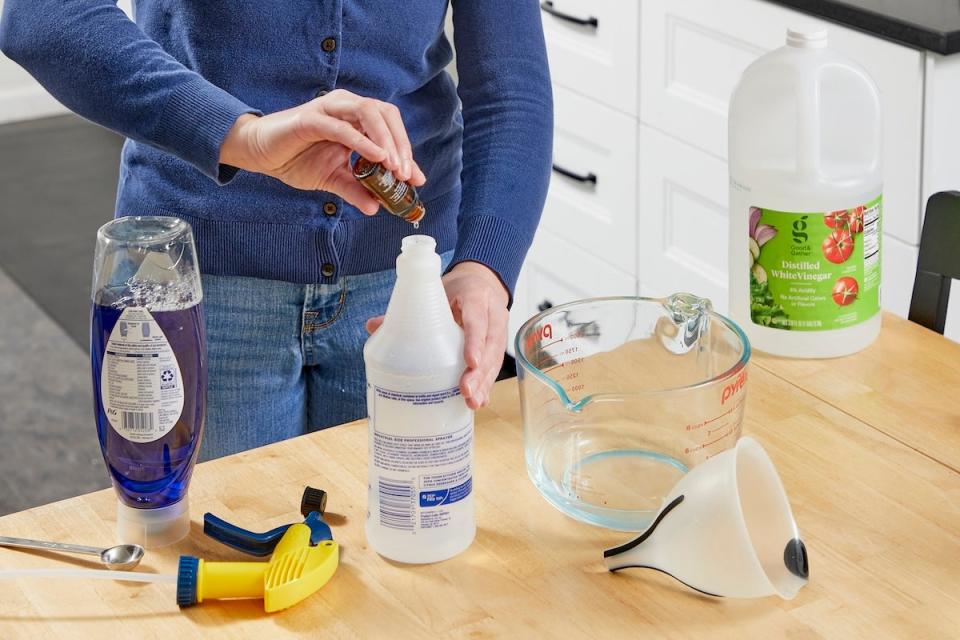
(0, 535), (145, 570)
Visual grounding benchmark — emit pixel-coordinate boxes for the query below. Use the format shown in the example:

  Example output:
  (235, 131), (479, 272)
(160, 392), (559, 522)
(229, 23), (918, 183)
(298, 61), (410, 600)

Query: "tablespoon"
(0, 535), (145, 570)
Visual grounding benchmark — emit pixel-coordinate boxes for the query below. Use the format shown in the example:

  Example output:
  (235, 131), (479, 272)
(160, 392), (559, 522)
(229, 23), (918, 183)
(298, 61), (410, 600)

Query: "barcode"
(121, 411), (155, 432)
(378, 478), (414, 530)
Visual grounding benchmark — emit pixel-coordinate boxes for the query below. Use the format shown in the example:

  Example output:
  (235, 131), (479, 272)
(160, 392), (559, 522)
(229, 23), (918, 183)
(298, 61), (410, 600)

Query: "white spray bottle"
(364, 235), (475, 563)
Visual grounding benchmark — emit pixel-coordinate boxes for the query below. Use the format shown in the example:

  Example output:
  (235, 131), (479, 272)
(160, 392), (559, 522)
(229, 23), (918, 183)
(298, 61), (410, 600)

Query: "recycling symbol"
(161, 369), (175, 383)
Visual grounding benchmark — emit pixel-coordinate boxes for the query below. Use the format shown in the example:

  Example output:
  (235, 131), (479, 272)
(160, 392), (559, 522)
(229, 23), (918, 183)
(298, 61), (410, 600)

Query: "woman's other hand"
(365, 261), (510, 409)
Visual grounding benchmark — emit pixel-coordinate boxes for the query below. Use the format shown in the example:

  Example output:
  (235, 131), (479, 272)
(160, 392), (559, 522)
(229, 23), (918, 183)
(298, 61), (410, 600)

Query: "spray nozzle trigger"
(203, 486), (333, 557)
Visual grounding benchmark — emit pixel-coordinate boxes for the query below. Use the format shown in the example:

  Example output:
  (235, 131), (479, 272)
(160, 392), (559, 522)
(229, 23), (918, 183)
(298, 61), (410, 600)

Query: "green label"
(748, 196), (881, 331)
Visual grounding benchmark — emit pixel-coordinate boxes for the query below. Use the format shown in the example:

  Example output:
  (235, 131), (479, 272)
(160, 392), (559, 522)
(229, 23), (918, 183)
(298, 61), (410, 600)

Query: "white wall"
(0, 0), (133, 124)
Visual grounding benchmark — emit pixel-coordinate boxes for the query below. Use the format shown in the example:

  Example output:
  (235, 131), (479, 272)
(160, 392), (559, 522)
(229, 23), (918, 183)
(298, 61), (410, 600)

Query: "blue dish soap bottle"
(90, 216), (206, 547)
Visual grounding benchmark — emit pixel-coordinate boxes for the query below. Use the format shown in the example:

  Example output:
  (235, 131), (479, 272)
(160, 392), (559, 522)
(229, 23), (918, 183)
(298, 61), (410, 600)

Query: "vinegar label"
(747, 195), (881, 331)
(100, 306), (184, 442)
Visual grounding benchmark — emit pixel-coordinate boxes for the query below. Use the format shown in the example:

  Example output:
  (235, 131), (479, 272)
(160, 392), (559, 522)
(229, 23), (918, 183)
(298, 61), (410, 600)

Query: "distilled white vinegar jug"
(729, 27), (882, 358)
(364, 235), (475, 563)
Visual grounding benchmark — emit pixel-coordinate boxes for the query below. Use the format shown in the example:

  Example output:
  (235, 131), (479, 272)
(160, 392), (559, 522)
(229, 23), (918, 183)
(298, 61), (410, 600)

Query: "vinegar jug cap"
(787, 26), (827, 48)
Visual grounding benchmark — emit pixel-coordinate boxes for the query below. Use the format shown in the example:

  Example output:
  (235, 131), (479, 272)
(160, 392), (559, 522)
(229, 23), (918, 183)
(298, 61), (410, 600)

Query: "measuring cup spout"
(602, 437), (809, 599)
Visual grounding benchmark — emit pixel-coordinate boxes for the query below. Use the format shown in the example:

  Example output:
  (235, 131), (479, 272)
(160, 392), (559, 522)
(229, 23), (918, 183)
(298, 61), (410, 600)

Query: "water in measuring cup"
(529, 420), (690, 531)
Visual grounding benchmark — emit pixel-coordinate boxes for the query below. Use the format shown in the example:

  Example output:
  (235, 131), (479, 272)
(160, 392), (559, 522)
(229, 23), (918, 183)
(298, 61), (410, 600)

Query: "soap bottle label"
(368, 385), (473, 533)
(100, 306), (184, 442)
(747, 195), (881, 331)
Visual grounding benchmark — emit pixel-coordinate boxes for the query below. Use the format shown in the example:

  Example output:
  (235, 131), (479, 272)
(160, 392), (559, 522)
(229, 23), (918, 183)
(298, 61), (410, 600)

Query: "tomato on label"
(825, 210), (848, 229)
(832, 276), (859, 306)
(847, 206), (865, 233)
(822, 228), (854, 264)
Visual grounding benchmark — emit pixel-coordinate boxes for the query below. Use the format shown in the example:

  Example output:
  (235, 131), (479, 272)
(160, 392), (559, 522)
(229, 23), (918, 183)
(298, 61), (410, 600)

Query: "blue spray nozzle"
(202, 515), (291, 557)
(202, 487), (334, 556)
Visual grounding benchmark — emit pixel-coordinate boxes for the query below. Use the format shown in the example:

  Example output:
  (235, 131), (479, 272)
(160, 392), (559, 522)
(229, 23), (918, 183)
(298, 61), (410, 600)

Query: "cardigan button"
(323, 202), (338, 216)
(321, 263), (336, 278)
(321, 38), (337, 53)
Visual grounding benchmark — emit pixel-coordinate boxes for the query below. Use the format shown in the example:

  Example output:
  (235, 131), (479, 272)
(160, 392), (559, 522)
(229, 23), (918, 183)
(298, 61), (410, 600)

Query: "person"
(0, 1), (552, 459)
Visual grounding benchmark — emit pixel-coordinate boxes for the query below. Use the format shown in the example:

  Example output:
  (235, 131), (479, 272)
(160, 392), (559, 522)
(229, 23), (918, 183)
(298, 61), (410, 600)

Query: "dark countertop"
(767, 0), (960, 54)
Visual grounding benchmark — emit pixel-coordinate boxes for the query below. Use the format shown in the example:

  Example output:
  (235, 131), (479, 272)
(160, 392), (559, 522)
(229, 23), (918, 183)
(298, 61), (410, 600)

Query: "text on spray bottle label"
(370, 386), (473, 531)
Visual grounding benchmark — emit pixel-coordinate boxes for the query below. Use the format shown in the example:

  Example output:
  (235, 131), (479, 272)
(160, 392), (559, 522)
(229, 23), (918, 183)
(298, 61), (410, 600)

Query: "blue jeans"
(199, 252), (452, 461)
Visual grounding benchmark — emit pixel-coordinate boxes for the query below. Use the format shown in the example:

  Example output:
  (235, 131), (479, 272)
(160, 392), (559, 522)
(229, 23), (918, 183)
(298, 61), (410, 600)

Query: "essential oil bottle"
(352, 156), (426, 225)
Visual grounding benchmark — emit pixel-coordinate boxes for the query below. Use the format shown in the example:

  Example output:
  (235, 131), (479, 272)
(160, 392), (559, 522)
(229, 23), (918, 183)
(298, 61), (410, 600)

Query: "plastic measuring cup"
(515, 294), (750, 531)
(603, 437), (809, 599)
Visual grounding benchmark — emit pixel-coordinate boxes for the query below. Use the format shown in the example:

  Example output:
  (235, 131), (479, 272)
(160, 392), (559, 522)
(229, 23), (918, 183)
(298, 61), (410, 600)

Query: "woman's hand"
(220, 89), (426, 213)
(366, 261), (510, 409)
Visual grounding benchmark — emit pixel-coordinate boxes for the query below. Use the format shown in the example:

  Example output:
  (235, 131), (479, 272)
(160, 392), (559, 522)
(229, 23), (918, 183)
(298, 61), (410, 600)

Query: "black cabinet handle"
(537, 299), (554, 312)
(540, 1), (598, 28)
(552, 164), (597, 185)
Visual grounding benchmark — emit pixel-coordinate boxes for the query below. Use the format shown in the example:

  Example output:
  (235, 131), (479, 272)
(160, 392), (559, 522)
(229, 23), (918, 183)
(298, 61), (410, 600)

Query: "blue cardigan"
(0, 1), (553, 294)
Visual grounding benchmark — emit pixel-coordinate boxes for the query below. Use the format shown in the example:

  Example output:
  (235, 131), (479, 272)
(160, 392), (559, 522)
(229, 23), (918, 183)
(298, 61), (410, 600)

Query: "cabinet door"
(540, 0), (640, 115)
(638, 125), (731, 313)
(509, 227), (638, 355)
(639, 0), (924, 245)
(542, 86), (638, 276)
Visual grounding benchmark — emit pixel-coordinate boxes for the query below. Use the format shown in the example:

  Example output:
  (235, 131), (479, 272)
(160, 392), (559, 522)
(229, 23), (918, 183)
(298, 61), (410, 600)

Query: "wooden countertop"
(1, 313), (958, 638)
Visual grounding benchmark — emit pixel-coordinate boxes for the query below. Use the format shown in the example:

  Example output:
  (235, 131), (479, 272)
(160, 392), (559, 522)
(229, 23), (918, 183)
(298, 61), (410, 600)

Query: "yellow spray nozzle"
(178, 524), (339, 612)
(178, 490), (339, 612)
(263, 524), (339, 613)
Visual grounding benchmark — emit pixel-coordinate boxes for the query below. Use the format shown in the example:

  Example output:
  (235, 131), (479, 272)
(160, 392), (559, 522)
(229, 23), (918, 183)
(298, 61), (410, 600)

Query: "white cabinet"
(509, 226), (637, 357)
(638, 125), (730, 312)
(542, 86), (638, 275)
(541, 0), (640, 116)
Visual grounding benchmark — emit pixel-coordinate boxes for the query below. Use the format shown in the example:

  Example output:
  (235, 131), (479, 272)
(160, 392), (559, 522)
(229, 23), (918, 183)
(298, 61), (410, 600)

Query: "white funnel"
(603, 437), (808, 599)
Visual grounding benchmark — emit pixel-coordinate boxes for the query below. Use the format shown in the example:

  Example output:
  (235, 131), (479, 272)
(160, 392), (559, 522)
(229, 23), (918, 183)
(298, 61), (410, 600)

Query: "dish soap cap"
(116, 497), (191, 549)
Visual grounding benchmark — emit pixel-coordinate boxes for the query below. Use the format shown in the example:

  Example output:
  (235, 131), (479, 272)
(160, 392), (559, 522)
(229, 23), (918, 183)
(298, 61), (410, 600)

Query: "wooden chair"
(909, 191), (960, 333)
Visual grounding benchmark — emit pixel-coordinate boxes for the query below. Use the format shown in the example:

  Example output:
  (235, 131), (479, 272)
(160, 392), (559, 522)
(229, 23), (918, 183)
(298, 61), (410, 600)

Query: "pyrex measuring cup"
(515, 294), (750, 531)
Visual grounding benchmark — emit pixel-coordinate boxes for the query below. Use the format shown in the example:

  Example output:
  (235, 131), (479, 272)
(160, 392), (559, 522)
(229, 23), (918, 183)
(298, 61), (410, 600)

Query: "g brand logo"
(792, 215), (809, 243)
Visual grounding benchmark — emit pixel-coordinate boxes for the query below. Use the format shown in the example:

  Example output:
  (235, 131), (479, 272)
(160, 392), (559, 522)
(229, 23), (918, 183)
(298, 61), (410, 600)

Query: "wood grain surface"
(754, 313), (960, 471)
(0, 314), (957, 638)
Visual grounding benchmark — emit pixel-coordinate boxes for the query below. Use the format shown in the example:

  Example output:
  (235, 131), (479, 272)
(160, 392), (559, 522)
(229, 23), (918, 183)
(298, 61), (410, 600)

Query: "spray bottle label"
(747, 195), (881, 331)
(100, 307), (184, 442)
(369, 385), (473, 532)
